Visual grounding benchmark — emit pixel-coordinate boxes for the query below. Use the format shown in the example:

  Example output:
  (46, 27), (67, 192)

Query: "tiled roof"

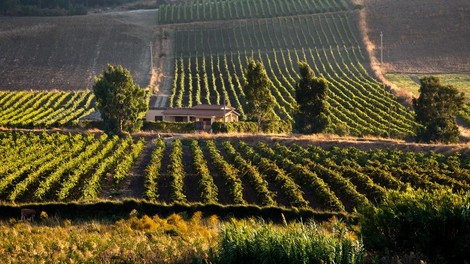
(162, 108), (239, 117)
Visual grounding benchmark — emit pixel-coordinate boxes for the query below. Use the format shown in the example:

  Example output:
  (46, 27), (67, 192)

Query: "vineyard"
(0, 91), (95, 128)
(161, 0), (417, 137)
(1, 132), (468, 213)
(142, 138), (469, 213)
(157, 0), (349, 24)
(0, 131), (144, 203)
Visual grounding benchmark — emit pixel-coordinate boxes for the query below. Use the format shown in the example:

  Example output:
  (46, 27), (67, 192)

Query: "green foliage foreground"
(359, 188), (470, 263)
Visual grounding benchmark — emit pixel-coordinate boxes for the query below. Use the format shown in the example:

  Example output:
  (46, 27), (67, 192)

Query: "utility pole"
(223, 96), (226, 125)
(149, 42), (153, 75)
(380, 31), (383, 66)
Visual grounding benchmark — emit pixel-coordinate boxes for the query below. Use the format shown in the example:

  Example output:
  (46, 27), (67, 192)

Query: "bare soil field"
(0, 10), (157, 90)
(358, 0), (470, 73)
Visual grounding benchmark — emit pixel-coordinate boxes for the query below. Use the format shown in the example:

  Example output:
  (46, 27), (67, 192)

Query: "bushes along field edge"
(0, 199), (352, 223)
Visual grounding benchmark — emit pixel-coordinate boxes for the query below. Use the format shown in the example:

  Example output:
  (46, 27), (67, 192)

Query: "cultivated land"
(360, 0), (470, 74)
(0, 10), (156, 90)
(0, 1), (470, 262)
(0, 131), (468, 213)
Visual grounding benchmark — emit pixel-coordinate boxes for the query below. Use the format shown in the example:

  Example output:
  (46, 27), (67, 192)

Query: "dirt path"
(99, 139), (156, 200)
(156, 141), (172, 203)
(182, 144), (200, 203)
(151, 27), (174, 108)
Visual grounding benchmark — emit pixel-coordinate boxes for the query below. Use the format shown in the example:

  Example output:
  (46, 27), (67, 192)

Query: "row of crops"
(157, 0), (349, 24)
(144, 138), (470, 212)
(0, 132), (144, 203)
(460, 103), (470, 126)
(0, 90), (95, 128)
(169, 12), (417, 136)
(1, 132), (468, 210)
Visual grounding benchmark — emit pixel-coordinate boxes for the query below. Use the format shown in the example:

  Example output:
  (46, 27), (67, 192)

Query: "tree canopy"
(93, 64), (148, 135)
(294, 61), (330, 134)
(412, 76), (464, 143)
(243, 58), (275, 132)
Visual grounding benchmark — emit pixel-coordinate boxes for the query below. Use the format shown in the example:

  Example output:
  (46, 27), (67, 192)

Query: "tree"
(243, 58), (275, 131)
(93, 64), (148, 135)
(412, 76), (464, 143)
(294, 61), (330, 133)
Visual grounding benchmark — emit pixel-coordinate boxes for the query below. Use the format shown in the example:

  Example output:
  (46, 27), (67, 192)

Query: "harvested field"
(359, 0), (470, 73)
(0, 10), (157, 90)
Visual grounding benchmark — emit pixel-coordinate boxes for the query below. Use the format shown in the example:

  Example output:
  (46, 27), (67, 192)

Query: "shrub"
(358, 188), (470, 263)
(212, 121), (258, 133)
(142, 121), (195, 133)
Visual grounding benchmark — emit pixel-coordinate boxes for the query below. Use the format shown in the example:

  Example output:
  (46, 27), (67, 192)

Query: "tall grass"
(217, 218), (363, 264)
(0, 213), (363, 263)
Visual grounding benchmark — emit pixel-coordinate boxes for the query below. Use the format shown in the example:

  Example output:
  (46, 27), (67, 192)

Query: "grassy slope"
(385, 73), (470, 100)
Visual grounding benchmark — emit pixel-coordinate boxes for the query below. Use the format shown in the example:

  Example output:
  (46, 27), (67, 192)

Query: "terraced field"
(160, 0), (417, 137)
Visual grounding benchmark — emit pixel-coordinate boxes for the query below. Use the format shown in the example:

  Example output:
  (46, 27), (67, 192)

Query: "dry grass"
(0, 212), (219, 263)
(167, 132), (470, 156)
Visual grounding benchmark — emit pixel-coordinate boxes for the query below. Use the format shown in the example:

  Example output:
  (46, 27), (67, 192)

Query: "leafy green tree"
(93, 64), (148, 135)
(243, 58), (275, 132)
(412, 76), (464, 143)
(294, 61), (330, 133)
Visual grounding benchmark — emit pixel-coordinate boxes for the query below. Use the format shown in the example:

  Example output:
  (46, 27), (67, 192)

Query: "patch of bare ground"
(357, 0), (470, 74)
(0, 10), (157, 90)
(181, 144), (200, 203)
(156, 139), (172, 203)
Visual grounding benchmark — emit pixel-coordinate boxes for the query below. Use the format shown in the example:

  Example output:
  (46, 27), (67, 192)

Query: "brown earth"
(0, 10), (157, 90)
(356, 0), (470, 74)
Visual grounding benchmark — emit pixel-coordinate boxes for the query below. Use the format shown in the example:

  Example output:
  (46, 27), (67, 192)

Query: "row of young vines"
(169, 12), (417, 137)
(0, 90), (95, 128)
(144, 138), (470, 212)
(0, 131), (144, 203)
(157, 0), (349, 24)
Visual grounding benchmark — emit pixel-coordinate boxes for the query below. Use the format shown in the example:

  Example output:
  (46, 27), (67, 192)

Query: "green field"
(166, 10), (417, 137)
(385, 73), (470, 126)
(0, 91), (94, 128)
(0, 132), (144, 203)
(385, 73), (470, 99)
(2, 132), (468, 214)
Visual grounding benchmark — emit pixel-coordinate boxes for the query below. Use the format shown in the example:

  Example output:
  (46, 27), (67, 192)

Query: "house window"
(175, 116), (185, 122)
(154, 116), (163, 121)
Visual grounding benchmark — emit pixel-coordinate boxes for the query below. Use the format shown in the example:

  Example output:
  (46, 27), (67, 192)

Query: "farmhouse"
(146, 104), (240, 130)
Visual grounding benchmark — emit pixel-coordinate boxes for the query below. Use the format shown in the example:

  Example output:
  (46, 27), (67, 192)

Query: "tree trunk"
(118, 117), (123, 135)
(257, 116), (262, 132)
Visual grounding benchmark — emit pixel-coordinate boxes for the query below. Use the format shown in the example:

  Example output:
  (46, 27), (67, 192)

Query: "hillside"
(0, 10), (156, 90)
(358, 0), (470, 73)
